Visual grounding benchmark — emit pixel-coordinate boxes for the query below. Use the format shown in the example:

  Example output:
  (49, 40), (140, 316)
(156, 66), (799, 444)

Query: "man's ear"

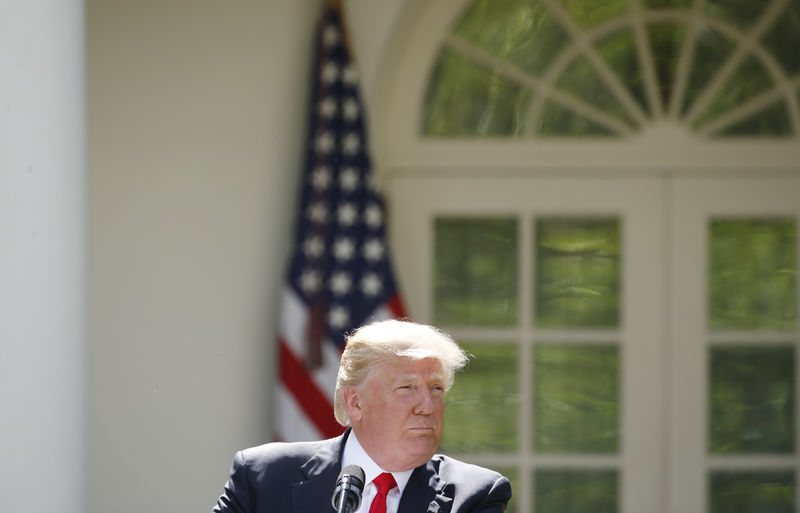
(342, 386), (362, 422)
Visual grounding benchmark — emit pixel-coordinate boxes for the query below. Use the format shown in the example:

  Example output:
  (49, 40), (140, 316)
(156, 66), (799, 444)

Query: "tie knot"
(372, 472), (397, 495)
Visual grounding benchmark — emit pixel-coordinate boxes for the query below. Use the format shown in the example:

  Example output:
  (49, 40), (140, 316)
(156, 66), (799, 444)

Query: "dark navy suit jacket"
(212, 429), (511, 513)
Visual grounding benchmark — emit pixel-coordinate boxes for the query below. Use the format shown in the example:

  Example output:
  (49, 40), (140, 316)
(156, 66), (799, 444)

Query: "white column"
(0, 1), (86, 512)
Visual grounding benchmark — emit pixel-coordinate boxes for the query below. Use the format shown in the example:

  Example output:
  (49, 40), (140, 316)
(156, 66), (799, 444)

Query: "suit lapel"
(291, 432), (348, 513)
(398, 458), (453, 513)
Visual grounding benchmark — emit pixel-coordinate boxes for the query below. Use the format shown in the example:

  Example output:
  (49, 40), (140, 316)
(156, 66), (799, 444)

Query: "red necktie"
(368, 473), (397, 513)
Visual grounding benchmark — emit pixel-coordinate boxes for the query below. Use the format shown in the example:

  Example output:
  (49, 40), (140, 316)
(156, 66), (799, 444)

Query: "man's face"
(344, 357), (446, 472)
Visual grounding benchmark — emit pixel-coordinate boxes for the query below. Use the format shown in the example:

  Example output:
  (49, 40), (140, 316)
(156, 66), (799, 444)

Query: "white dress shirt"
(341, 432), (414, 513)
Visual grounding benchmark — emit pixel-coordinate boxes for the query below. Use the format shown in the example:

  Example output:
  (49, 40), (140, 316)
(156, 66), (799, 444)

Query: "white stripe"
(364, 304), (396, 323)
(279, 287), (309, 356)
(280, 287), (340, 400)
(274, 385), (323, 442)
(311, 342), (341, 399)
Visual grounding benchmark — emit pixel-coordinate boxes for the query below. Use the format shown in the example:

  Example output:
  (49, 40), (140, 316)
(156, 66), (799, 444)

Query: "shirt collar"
(342, 430), (414, 494)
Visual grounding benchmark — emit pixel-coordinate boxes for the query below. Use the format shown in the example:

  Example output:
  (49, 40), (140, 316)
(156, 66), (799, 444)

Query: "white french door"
(668, 177), (800, 513)
(387, 173), (799, 512)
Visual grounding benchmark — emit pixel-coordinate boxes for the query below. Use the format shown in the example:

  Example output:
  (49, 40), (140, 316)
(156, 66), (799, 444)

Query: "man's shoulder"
(235, 435), (342, 472)
(429, 453), (506, 482)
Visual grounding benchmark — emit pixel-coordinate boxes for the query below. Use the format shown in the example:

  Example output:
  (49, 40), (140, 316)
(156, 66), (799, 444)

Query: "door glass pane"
(709, 346), (795, 453)
(441, 342), (519, 453)
(534, 469), (619, 513)
(709, 218), (797, 330)
(434, 217), (518, 326)
(710, 471), (795, 513)
(534, 344), (619, 452)
(535, 217), (621, 328)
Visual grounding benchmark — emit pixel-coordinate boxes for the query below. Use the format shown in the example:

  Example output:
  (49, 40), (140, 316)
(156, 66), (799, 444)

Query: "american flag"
(273, 2), (406, 442)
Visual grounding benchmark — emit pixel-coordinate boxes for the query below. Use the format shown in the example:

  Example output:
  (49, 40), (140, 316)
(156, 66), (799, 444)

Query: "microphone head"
(332, 465), (365, 513)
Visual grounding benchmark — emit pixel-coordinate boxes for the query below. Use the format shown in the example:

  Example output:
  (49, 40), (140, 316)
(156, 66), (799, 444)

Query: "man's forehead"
(382, 357), (445, 379)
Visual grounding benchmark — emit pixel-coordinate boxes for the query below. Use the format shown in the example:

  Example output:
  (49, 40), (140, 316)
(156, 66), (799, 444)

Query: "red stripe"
(386, 293), (407, 319)
(278, 338), (344, 439)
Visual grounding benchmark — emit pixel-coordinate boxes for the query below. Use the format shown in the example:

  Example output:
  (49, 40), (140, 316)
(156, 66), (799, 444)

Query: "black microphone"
(331, 465), (365, 513)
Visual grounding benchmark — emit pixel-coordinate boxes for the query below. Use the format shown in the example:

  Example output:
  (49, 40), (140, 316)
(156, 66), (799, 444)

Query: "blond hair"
(333, 319), (468, 426)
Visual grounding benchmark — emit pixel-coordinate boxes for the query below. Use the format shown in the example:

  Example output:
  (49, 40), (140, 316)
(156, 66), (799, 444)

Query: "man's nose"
(413, 388), (434, 414)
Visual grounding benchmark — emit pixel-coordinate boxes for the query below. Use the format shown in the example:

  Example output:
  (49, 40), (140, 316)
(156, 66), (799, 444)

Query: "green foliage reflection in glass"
(441, 343), (518, 453)
(709, 219), (797, 330)
(536, 217), (620, 328)
(534, 345), (619, 452)
(761, 0), (800, 76)
(450, 0), (567, 78)
(422, 0), (799, 137)
(423, 49), (532, 136)
(535, 469), (618, 513)
(647, 22), (687, 108)
(694, 56), (775, 129)
(434, 217), (518, 326)
(709, 347), (795, 454)
(710, 471), (795, 513)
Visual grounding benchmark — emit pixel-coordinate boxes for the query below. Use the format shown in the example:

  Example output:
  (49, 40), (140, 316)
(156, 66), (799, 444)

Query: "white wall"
(86, 1), (405, 512)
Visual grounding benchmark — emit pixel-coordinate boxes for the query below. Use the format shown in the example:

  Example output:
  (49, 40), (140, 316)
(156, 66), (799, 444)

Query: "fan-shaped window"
(422, 0), (800, 138)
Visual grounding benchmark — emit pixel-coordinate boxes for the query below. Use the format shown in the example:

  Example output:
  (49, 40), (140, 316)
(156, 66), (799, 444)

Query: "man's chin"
(405, 434), (440, 456)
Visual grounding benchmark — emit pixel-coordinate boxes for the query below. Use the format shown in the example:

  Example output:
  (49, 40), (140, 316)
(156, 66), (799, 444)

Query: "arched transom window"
(422, 0), (800, 139)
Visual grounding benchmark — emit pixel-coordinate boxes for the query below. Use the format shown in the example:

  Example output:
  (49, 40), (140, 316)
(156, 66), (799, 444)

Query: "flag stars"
(307, 201), (329, 224)
(361, 273), (383, 296)
(303, 235), (325, 259)
(337, 203), (358, 226)
(315, 131), (335, 154)
(318, 97), (337, 119)
(299, 269), (322, 294)
(330, 271), (352, 295)
(322, 61), (340, 84)
(333, 237), (356, 261)
(343, 133), (361, 155)
(365, 203), (383, 227)
(328, 305), (349, 328)
(340, 167), (359, 191)
(311, 166), (331, 190)
(343, 98), (360, 121)
(363, 238), (385, 261)
(323, 25), (340, 47)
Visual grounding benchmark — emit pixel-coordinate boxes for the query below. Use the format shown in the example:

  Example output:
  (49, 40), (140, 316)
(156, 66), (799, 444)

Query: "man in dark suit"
(212, 319), (512, 513)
